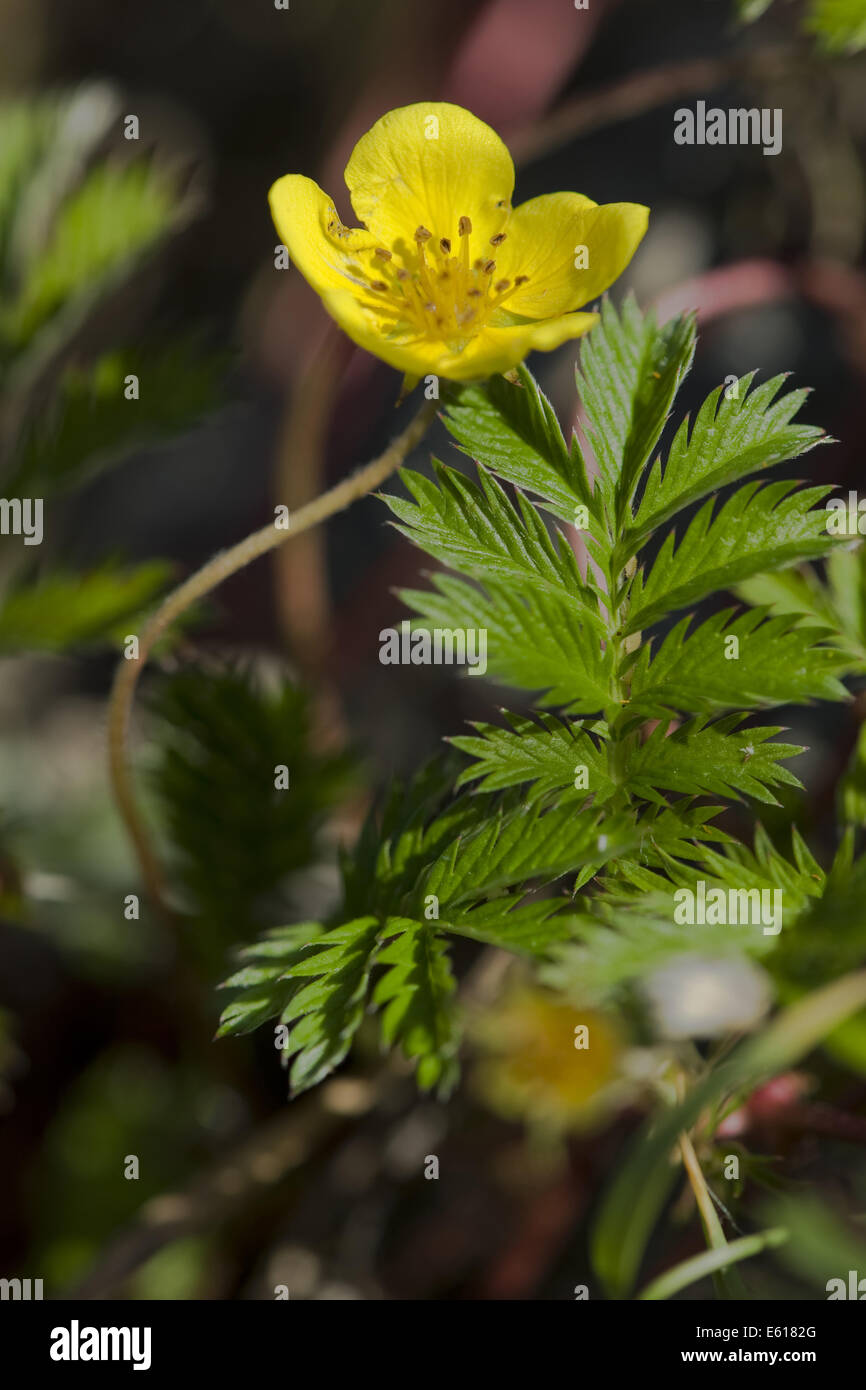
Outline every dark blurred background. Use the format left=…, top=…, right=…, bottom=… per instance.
left=1, top=0, right=865, bottom=1300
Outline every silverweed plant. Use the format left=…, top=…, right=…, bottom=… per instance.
left=86, top=99, right=866, bottom=1300
left=216, top=294, right=866, bottom=1299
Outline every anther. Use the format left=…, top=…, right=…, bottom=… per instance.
left=490, top=232, right=507, bottom=246
left=414, top=226, right=432, bottom=242
left=370, top=279, right=388, bottom=291
left=494, top=279, right=511, bottom=293
left=514, top=275, right=529, bottom=286
left=374, top=247, right=392, bottom=261
left=482, top=259, right=496, bottom=274
left=467, top=288, right=482, bottom=298
left=396, top=268, right=409, bottom=281
left=439, top=237, right=451, bottom=254
left=458, top=216, right=472, bottom=236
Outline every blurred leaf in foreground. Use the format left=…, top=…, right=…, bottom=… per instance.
left=0, top=561, right=172, bottom=654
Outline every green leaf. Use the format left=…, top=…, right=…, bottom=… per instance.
left=623, top=373, right=826, bottom=562
left=575, top=295, right=695, bottom=522
left=443, top=363, right=597, bottom=528
left=614, top=802, right=732, bottom=870
left=373, top=921, right=460, bottom=1094
left=218, top=909, right=464, bottom=1096
left=0, top=86, right=123, bottom=292
left=543, top=905, right=771, bottom=1008
left=440, top=897, right=583, bottom=957
left=451, top=711, right=614, bottom=804
left=0, top=98, right=59, bottom=286
left=602, top=822, right=823, bottom=909
left=839, top=722, right=866, bottom=828
left=825, top=544, right=866, bottom=657
left=0, top=561, right=171, bottom=653
left=736, top=0, right=776, bottom=22
left=339, top=758, right=482, bottom=921
left=555, top=826, right=824, bottom=1006
left=638, top=1227, right=789, bottom=1300
left=6, top=343, right=224, bottom=495
left=806, top=0, right=866, bottom=52
left=1, top=162, right=179, bottom=347
left=151, top=667, right=353, bottom=940
left=763, top=1193, right=866, bottom=1290
left=383, top=461, right=602, bottom=627
left=400, top=574, right=615, bottom=713
left=626, top=607, right=849, bottom=714
left=216, top=923, right=326, bottom=1038
left=775, top=848, right=866, bottom=986
left=625, top=716, right=804, bottom=806
left=421, top=799, right=726, bottom=917
left=279, top=917, right=383, bottom=1093
left=422, top=800, right=638, bottom=908
left=735, top=564, right=845, bottom=631
left=625, top=480, right=838, bottom=634
left=591, top=969, right=866, bottom=1296
left=690, top=825, right=826, bottom=923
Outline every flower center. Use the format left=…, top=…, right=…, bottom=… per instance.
left=354, top=216, right=528, bottom=351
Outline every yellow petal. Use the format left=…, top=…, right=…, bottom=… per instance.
left=497, top=193, right=649, bottom=318
left=268, top=173, right=376, bottom=297
left=344, top=102, right=514, bottom=253
left=463, top=311, right=599, bottom=379
left=320, top=286, right=596, bottom=382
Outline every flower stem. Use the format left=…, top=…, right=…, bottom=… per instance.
left=107, top=395, right=439, bottom=924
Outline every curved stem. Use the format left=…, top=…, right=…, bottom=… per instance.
left=678, top=1128, right=727, bottom=1253
left=107, top=395, right=438, bottom=923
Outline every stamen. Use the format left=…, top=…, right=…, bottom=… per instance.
left=457, top=218, right=472, bottom=297
left=488, top=273, right=530, bottom=312
left=359, top=215, right=528, bottom=347
left=413, top=227, right=438, bottom=303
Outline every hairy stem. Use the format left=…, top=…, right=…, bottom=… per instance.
left=107, top=395, right=438, bottom=923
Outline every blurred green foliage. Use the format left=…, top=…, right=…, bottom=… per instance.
left=29, top=1046, right=222, bottom=1293
left=738, top=0, right=866, bottom=52
left=0, top=85, right=222, bottom=659
left=150, top=665, right=355, bottom=966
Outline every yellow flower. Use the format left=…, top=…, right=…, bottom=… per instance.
left=471, top=985, right=626, bottom=1134
left=269, top=102, right=648, bottom=383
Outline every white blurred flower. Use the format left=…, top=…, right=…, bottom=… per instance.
left=643, top=955, right=772, bottom=1040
